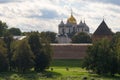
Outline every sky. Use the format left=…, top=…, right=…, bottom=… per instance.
left=0, top=0, right=120, bottom=33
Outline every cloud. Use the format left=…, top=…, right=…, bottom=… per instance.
left=28, top=9, right=60, bottom=19
left=0, top=0, right=119, bottom=33
left=40, top=9, right=59, bottom=19
left=99, top=0, right=120, bottom=6
left=85, top=0, right=120, bottom=6
left=0, top=0, right=23, bottom=3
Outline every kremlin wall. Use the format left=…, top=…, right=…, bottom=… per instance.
left=52, top=44, right=92, bottom=59
left=52, top=13, right=113, bottom=59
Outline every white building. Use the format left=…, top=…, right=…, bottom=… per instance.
left=57, top=13, right=90, bottom=43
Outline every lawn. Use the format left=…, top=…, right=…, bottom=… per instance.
left=0, top=59, right=120, bottom=80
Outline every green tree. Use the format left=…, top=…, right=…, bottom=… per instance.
left=39, top=37, right=53, bottom=71
left=0, top=39, right=9, bottom=72
left=111, top=32, right=120, bottom=74
left=3, top=31, right=13, bottom=71
left=0, top=20, right=8, bottom=37
left=12, top=40, right=34, bottom=73
left=28, top=32, right=42, bottom=72
left=40, top=31, right=57, bottom=43
left=8, top=28, right=21, bottom=36
left=28, top=32, right=52, bottom=72
left=83, top=38, right=116, bottom=75
left=72, top=32, right=91, bottom=43
left=115, top=38, right=120, bottom=74
left=28, top=32, right=42, bottom=55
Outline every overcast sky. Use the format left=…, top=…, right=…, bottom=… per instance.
left=0, top=0, right=120, bottom=33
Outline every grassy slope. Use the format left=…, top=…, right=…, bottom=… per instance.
left=0, top=59, right=120, bottom=80
left=50, top=59, right=120, bottom=80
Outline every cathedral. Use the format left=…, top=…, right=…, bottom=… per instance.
left=57, top=13, right=90, bottom=43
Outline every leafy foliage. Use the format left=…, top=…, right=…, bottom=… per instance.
left=3, top=31, right=14, bottom=71
left=12, top=40, right=34, bottom=73
left=8, top=28, right=21, bottom=36
left=0, top=20, right=8, bottom=37
left=40, top=38, right=53, bottom=71
left=40, top=31, right=57, bottom=43
left=111, top=32, right=120, bottom=74
left=83, top=38, right=117, bottom=75
left=28, top=32, right=52, bottom=72
left=72, top=32, right=91, bottom=43
left=0, top=39, right=9, bottom=72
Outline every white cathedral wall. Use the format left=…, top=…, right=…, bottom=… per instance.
left=77, top=28, right=82, bottom=32
left=65, top=27, right=74, bottom=34
left=76, top=27, right=89, bottom=33
left=70, top=27, right=73, bottom=33
left=65, top=27, right=70, bottom=34
left=57, top=37, right=71, bottom=43
left=59, top=27, right=63, bottom=34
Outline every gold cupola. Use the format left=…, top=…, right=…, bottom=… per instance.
left=67, top=12, right=77, bottom=24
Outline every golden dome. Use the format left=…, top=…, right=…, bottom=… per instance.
left=67, top=14, right=77, bottom=24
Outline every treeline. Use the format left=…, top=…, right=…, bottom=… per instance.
left=0, top=32, right=53, bottom=73
left=0, top=20, right=93, bottom=44
left=0, top=20, right=57, bottom=43
left=0, top=21, right=21, bottom=36
left=0, top=20, right=53, bottom=73
left=83, top=32, right=120, bottom=76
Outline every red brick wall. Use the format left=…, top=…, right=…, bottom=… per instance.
left=51, top=44, right=92, bottom=59
left=92, top=35, right=113, bottom=41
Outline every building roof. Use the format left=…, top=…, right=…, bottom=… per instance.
left=59, top=20, right=64, bottom=27
left=93, top=20, right=113, bottom=35
left=67, top=14, right=77, bottom=24
left=77, top=21, right=84, bottom=27
left=13, top=36, right=26, bottom=40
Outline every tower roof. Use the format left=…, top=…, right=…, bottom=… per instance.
left=67, top=11, right=77, bottom=24
left=59, top=20, right=64, bottom=27
left=78, top=20, right=84, bottom=27
left=93, top=20, right=113, bottom=35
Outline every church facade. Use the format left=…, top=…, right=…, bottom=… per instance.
left=57, top=13, right=90, bottom=43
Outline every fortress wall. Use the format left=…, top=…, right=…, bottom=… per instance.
left=51, top=44, right=92, bottom=59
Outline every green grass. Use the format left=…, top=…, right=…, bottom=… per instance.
left=51, top=59, right=83, bottom=67
left=0, top=59, right=120, bottom=80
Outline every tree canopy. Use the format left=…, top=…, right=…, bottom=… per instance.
left=28, top=32, right=53, bottom=72
left=12, top=40, right=34, bottom=73
left=83, top=34, right=120, bottom=75
left=0, top=20, right=8, bottom=37
left=8, top=28, right=21, bottom=36
left=0, top=39, right=9, bottom=72
left=40, top=31, right=57, bottom=43
left=3, top=31, right=14, bottom=71
left=111, top=32, right=120, bottom=74
left=72, top=32, right=91, bottom=43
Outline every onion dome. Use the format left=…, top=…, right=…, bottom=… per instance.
left=77, top=20, right=84, bottom=27
left=83, top=20, right=89, bottom=32
left=67, top=14, right=77, bottom=24
left=59, top=20, right=64, bottom=27
left=83, top=21, right=89, bottom=28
